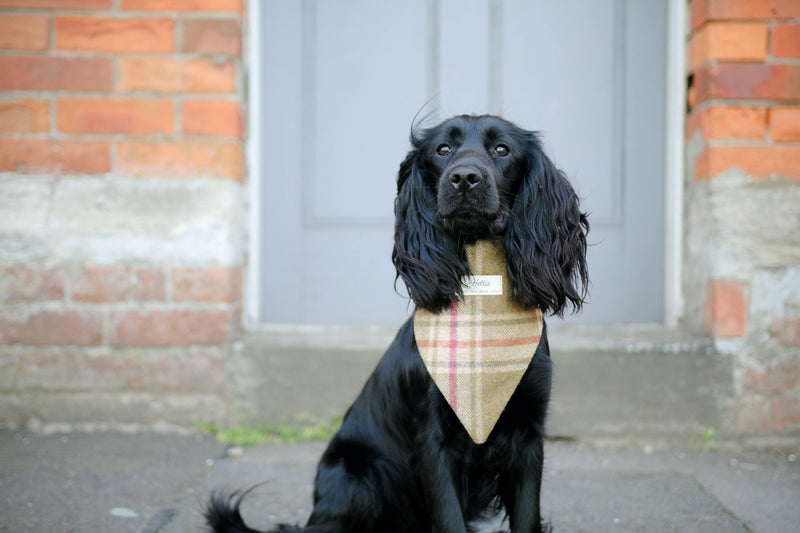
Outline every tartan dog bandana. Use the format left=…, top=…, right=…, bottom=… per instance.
left=413, top=239, right=543, bottom=443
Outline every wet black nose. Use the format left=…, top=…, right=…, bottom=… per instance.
left=448, top=166, right=483, bottom=191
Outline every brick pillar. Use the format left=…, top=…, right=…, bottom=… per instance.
left=0, top=0, right=245, bottom=428
left=685, top=0, right=800, bottom=438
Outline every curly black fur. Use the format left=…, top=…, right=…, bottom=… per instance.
left=206, top=115, right=587, bottom=533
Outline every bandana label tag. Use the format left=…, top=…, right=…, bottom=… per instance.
left=462, top=275, right=503, bottom=296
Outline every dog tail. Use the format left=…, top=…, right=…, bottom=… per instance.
left=205, top=489, right=340, bottom=533
left=205, top=488, right=269, bottom=533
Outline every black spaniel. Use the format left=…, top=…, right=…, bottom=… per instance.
left=207, top=114, right=588, bottom=533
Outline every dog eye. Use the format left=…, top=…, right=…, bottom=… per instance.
left=494, top=144, right=510, bottom=157
left=436, top=144, right=451, bottom=156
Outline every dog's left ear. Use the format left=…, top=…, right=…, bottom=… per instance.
left=504, top=134, right=589, bottom=316
left=393, top=147, right=468, bottom=313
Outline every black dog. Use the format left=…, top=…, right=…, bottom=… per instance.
left=206, top=115, right=588, bottom=533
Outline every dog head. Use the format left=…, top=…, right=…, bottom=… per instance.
left=393, top=114, right=589, bottom=316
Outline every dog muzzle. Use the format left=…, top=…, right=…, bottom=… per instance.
left=413, top=239, right=543, bottom=444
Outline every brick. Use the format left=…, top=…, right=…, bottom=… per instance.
left=703, top=279, right=748, bottom=337
left=182, top=100, right=242, bottom=138
left=685, top=105, right=766, bottom=140
left=708, top=0, right=769, bottom=23
left=182, top=18, right=241, bottom=54
left=0, top=14, right=49, bottom=50
left=692, top=63, right=800, bottom=104
left=57, top=98, right=175, bottom=135
left=741, top=364, right=766, bottom=393
left=758, top=0, right=800, bottom=17
left=81, top=350, right=225, bottom=390
left=55, top=16, right=174, bottom=53
left=134, top=268, right=166, bottom=301
left=172, top=266, right=241, bottom=302
left=121, top=0, right=241, bottom=11
left=0, top=0, right=111, bottom=8
left=737, top=396, right=771, bottom=435
left=769, top=107, right=800, bottom=142
left=773, top=22, right=800, bottom=58
left=0, top=310, right=102, bottom=345
left=787, top=289, right=800, bottom=312
left=0, top=56, right=112, bottom=92
left=688, top=22, right=768, bottom=72
left=770, top=317, right=800, bottom=348
left=690, top=0, right=710, bottom=32
left=117, top=57, right=236, bottom=93
left=0, top=100, right=49, bottom=134
left=766, top=356, right=800, bottom=392
left=772, top=396, right=800, bottom=432
left=0, top=353, right=14, bottom=389
left=112, top=309, right=232, bottom=345
left=0, top=140, right=111, bottom=174
left=11, top=351, right=81, bottom=390
left=116, top=140, right=242, bottom=180
left=691, top=0, right=800, bottom=30
left=71, top=265, right=132, bottom=303
left=695, top=145, right=800, bottom=181
left=2, top=265, right=64, bottom=302
left=745, top=357, right=800, bottom=394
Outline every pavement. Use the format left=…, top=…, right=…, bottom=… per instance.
left=1, top=428, right=799, bottom=533
left=1, top=323, right=798, bottom=532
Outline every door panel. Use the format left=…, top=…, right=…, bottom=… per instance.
left=260, top=0, right=429, bottom=325
left=502, top=0, right=621, bottom=225
left=309, top=1, right=432, bottom=224
left=260, top=0, right=667, bottom=325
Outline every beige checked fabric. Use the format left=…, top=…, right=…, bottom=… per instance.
left=413, top=239, right=543, bottom=443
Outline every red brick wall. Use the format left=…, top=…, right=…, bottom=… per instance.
left=688, top=1, right=800, bottom=182
left=2, top=0, right=797, bottom=439
left=0, top=0, right=245, bottom=427
left=686, top=0, right=800, bottom=438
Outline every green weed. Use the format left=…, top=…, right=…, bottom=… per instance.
left=695, top=426, right=716, bottom=452
left=196, top=414, right=343, bottom=446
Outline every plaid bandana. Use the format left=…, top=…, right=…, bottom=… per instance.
left=413, top=240, right=543, bottom=443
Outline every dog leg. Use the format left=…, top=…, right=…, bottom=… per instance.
left=417, top=443, right=469, bottom=533
left=500, top=436, right=549, bottom=533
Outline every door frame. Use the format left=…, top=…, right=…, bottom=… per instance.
left=243, top=0, right=687, bottom=328
left=664, top=0, right=687, bottom=327
left=243, top=0, right=264, bottom=327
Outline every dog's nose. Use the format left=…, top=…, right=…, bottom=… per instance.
left=449, top=167, right=482, bottom=191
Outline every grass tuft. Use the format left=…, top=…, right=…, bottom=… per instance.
left=196, top=414, right=343, bottom=446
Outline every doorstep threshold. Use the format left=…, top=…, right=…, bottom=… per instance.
left=241, top=322, right=714, bottom=354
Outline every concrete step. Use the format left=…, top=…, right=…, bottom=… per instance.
left=229, top=323, right=730, bottom=447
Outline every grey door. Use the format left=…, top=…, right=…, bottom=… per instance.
left=259, top=0, right=666, bottom=325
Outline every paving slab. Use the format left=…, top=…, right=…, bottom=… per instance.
left=0, top=430, right=223, bottom=533
left=2, top=429, right=798, bottom=533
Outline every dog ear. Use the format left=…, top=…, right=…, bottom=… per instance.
left=392, top=148, right=467, bottom=313
left=504, top=135, right=589, bottom=316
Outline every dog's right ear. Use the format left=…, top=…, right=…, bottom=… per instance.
left=392, top=148, right=467, bottom=313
